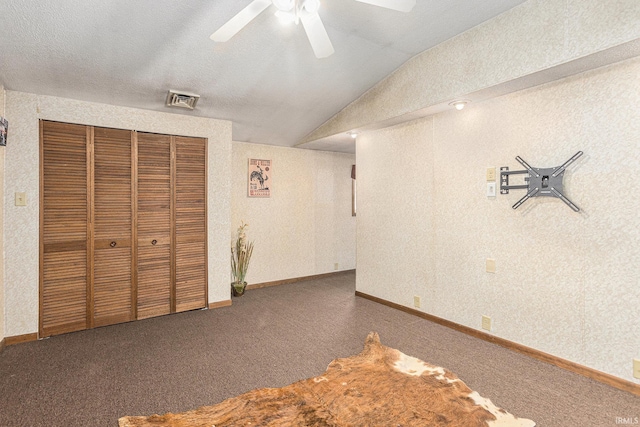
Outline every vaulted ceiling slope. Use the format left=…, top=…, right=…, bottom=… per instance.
left=297, top=0, right=640, bottom=152
left=0, top=0, right=525, bottom=149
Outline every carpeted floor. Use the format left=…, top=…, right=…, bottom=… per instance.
left=0, top=271, right=638, bottom=426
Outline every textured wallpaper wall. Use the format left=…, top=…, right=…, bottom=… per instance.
left=356, top=119, right=435, bottom=306
left=3, top=91, right=232, bottom=337
left=232, top=142, right=356, bottom=285
left=0, top=85, right=5, bottom=342
left=356, top=57, right=640, bottom=382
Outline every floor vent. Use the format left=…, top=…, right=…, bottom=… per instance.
left=166, top=90, right=200, bottom=110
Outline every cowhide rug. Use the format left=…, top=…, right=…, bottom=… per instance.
left=119, top=332, right=535, bottom=427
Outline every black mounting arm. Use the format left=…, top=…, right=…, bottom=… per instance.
left=500, top=151, right=583, bottom=212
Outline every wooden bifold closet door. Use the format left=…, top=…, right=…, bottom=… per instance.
left=40, top=121, right=207, bottom=337
left=136, top=132, right=173, bottom=320
left=92, top=127, right=134, bottom=327
left=174, top=136, right=207, bottom=313
left=40, top=122, right=89, bottom=337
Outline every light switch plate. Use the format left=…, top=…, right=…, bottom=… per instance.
left=486, top=258, right=496, bottom=273
left=15, top=192, right=27, bottom=206
left=486, top=182, right=496, bottom=197
left=486, top=167, right=496, bottom=181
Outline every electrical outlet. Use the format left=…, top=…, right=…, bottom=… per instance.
left=634, top=359, right=640, bottom=379
left=486, top=167, right=496, bottom=182
left=486, top=258, right=496, bottom=273
left=482, top=315, right=492, bottom=331
left=334, top=263, right=339, bottom=271
left=413, top=296, right=421, bottom=308
left=15, top=192, right=27, bottom=206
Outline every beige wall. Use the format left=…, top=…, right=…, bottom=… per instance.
left=356, top=119, right=435, bottom=306
left=232, top=142, right=356, bottom=284
left=3, top=91, right=232, bottom=337
left=0, top=85, right=5, bottom=343
left=357, top=57, right=640, bottom=382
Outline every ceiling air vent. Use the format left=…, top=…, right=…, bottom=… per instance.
left=165, top=90, right=200, bottom=110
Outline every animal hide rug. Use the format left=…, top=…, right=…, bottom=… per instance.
left=119, top=332, right=535, bottom=426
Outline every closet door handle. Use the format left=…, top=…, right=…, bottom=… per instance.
left=151, top=240, right=157, bottom=246
left=110, top=241, right=117, bottom=248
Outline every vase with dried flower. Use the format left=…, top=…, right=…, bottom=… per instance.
left=231, top=222, right=254, bottom=297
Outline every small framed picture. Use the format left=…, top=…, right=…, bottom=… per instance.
left=248, top=158, right=272, bottom=198
left=0, top=117, right=7, bottom=147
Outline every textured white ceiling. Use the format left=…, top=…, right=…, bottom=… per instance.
left=0, top=0, right=525, bottom=148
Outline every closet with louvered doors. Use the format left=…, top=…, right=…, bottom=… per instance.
left=40, top=121, right=208, bottom=338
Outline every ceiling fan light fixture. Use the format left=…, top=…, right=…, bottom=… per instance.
left=275, top=10, right=296, bottom=24
left=211, top=0, right=412, bottom=59
left=303, top=0, right=321, bottom=14
left=272, top=0, right=294, bottom=11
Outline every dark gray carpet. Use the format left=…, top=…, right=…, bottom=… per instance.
left=0, top=271, right=638, bottom=426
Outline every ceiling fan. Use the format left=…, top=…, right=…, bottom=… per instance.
left=210, top=0, right=416, bottom=58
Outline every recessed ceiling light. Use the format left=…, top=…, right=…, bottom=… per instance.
left=449, top=100, right=470, bottom=110
left=347, top=131, right=358, bottom=139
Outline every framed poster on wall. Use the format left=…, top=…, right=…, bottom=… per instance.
left=248, top=158, right=272, bottom=198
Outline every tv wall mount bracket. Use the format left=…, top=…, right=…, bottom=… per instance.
left=500, top=151, right=583, bottom=212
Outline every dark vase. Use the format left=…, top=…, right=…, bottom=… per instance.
left=231, top=281, right=247, bottom=297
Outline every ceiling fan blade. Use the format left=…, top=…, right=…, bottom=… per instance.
left=210, top=0, right=272, bottom=42
left=355, top=0, right=415, bottom=12
left=300, top=12, right=335, bottom=59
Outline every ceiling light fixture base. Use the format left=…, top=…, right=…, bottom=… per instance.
left=449, top=99, right=471, bottom=110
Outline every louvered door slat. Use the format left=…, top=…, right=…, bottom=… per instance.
left=40, top=121, right=88, bottom=337
left=137, top=132, right=172, bottom=319
left=93, top=127, right=134, bottom=327
left=175, top=136, right=207, bottom=313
